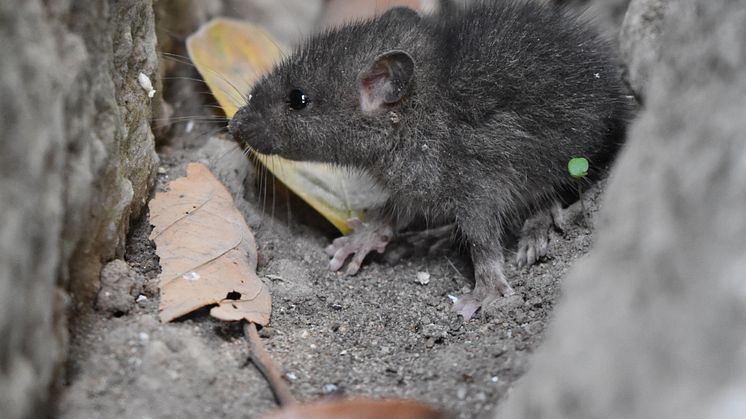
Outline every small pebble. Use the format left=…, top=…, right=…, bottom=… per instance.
left=415, top=271, right=431, bottom=285
left=138, top=72, right=156, bottom=98
left=258, top=327, right=273, bottom=338
left=322, top=383, right=338, bottom=394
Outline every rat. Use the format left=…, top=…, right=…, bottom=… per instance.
left=228, top=0, right=630, bottom=320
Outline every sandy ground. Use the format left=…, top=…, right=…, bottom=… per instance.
left=59, top=123, right=605, bottom=418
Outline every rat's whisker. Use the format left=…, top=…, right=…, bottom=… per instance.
left=153, top=116, right=230, bottom=123
left=160, top=52, right=250, bottom=105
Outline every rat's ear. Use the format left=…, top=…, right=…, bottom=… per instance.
left=380, top=7, right=421, bottom=24
left=358, top=50, right=415, bottom=113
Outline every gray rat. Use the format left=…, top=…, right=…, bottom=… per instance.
left=229, top=0, right=630, bottom=320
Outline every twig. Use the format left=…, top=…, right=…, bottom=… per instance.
left=244, top=321, right=297, bottom=406
left=445, top=257, right=464, bottom=278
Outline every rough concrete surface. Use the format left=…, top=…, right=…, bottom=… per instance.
left=1, top=0, right=158, bottom=418
left=0, top=2, right=67, bottom=418
left=620, top=0, right=667, bottom=99
left=496, top=0, right=746, bottom=417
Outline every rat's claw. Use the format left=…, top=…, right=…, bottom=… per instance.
left=325, top=236, right=349, bottom=256
left=453, top=294, right=481, bottom=321
left=329, top=246, right=353, bottom=271
left=453, top=264, right=514, bottom=321
left=325, top=218, right=393, bottom=275
left=515, top=209, right=553, bottom=268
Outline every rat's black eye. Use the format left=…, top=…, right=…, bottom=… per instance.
left=287, top=89, right=309, bottom=110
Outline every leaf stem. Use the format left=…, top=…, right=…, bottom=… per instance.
left=577, top=181, right=588, bottom=228
left=244, top=321, right=297, bottom=407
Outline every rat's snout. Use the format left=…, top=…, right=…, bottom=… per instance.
left=228, top=105, right=252, bottom=142
left=228, top=105, right=280, bottom=155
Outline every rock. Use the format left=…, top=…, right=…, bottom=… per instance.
left=620, top=0, right=669, bottom=99
left=0, top=1, right=158, bottom=417
left=0, top=2, right=68, bottom=418
left=95, top=260, right=143, bottom=316
left=496, top=0, right=746, bottom=417
left=321, top=0, right=421, bottom=26
left=61, top=0, right=159, bottom=305
left=558, top=0, right=632, bottom=39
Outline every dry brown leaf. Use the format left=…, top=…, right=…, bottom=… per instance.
left=259, top=399, right=449, bottom=419
left=149, top=162, right=270, bottom=324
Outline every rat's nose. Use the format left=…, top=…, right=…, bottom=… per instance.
left=228, top=106, right=251, bottom=141
left=227, top=106, right=280, bottom=155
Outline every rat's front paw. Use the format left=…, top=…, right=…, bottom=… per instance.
left=516, top=209, right=554, bottom=268
left=325, top=218, right=393, bottom=275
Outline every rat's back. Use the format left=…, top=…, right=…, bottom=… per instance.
left=434, top=1, right=625, bottom=118
left=421, top=0, right=629, bottom=205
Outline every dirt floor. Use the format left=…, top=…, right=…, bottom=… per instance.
left=59, top=118, right=605, bottom=419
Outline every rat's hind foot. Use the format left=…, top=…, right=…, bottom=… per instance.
left=325, top=218, right=393, bottom=275
left=453, top=251, right=514, bottom=321
left=515, top=206, right=556, bottom=268
left=452, top=277, right=515, bottom=321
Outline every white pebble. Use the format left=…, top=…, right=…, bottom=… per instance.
left=138, top=72, right=156, bottom=98
left=323, top=383, right=339, bottom=394
left=136, top=295, right=148, bottom=303
left=415, top=271, right=431, bottom=285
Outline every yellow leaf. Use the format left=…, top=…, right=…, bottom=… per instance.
left=149, top=162, right=271, bottom=324
left=186, top=18, right=388, bottom=234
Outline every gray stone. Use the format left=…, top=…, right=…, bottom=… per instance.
left=497, top=0, right=746, bottom=417
left=0, top=2, right=67, bottom=418
left=558, top=0, right=632, bottom=39
left=0, top=1, right=158, bottom=417
left=60, top=0, right=159, bottom=305
left=96, top=260, right=143, bottom=316
left=620, top=0, right=668, bottom=99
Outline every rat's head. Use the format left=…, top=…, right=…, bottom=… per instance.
left=228, top=7, right=422, bottom=165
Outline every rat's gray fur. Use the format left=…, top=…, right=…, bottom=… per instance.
left=230, top=0, right=630, bottom=314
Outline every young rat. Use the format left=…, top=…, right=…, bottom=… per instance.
left=229, top=1, right=630, bottom=320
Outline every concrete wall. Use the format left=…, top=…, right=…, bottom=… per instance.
left=0, top=1, right=158, bottom=417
